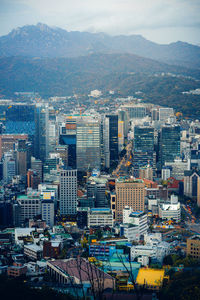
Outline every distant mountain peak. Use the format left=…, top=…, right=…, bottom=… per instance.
left=0, top=23, right=199, bottom=69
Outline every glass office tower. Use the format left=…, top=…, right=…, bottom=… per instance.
left=76, top=118, right=101, bottom=171
left=159, top=125, right=180, bottom=168
left=134, top=126, right=154, bottom=152
left=104, top=114, right=118, bottom=168
left=34, top=104, right=49, bottom=162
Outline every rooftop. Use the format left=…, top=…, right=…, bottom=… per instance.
left=48, top=258, right=113, bottom=281
left=136, top=268, right=165, bottom=287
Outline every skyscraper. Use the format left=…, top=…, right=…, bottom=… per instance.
left=16, top=139, right=28, bottom=177
left=87, top=180, right=106, bottom=208
left=159, top=125, right=180, bottom=169
left=134, top=126, right=154, bottom=152
left=76, top=118, right=101, bottom=171
left=42, top=200, right=54, bottom=227
left=60, top=168, right=77, bottom=215
left=34, top=103, right=49, bottom=162
left=59, top=119, right=76, bottom=169
left=3, top=152, right=15, bottom=183
left=104, top=114, right=118, bottom=168
left=133, top=126, right=155, bottom=178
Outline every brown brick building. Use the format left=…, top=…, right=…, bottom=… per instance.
left=115, top=178, right=145, bottom=222
left=187, top=235, right=200, bottom=260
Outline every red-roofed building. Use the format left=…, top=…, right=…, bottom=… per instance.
left=47, top=258, right=115, bottom=292
left=142, top=179, right=158, bottom=189
left=167, top=177, right=182, bottom=192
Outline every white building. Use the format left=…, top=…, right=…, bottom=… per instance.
left=24, top=244, right=43, bottom=260
left=144, top=232, right=162, bottom=245
left=122, top=207, right=148, bottom=241
left=120, top=223, right=140, bottom=242
left=159, top=107, right=174, bottom=123
left=131, top=232, right=170, bottom=263
left=88, top=208, right=113, bottom=227
left=159, top=195, right=181, bottom=222
left=123, top=208, right=148, bottom=234
left=147, top=196, right=159, bottom=211
left=165, top=158, right=189, bottom=180
left=17, top=190, right=41, bottom=223
left=162, top=167, right=171, bottom=181
left=59, top=168, right=77, bottom=215
left=15, top=228, right=35, bottom=245
left=42, top=200, right=54, bottom=227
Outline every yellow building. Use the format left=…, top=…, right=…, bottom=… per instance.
left=136, top=268, right=167, bottom=290
left=115, top=178, right=145, bottom=222
left=187, top=235, right=200, bottom=260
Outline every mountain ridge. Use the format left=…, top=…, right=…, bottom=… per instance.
left=0, top=23, right=200, bottom=69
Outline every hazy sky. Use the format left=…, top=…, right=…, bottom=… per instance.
left=0, top=0, right=200, bottom=45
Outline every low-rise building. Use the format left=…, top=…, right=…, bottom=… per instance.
left=24, top=244, right=43, bottom=260
left=131, top=233, right=170, bottom=264
left=7, top=262, right=27, bottom=277
left=47, top=258, right=115, bottom=292
left=43, top=240, right=61, bottom=258
left=158, top=195, right=181, bottom=222
left=121, top=208, right=148, bottom=241
left=88, top=208, right=113, bottom=227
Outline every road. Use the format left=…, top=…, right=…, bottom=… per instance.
left=112, top=141, right=133, bottom=177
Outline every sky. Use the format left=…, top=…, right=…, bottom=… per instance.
left=0, top=0, right=200, bottom=45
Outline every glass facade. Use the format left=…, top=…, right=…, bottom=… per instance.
left=134, top=126, right=154, bottom=152
left=76, top=119, right=101, bottom=171
left=34, top=104, right=49, bottom=162
left=159, top=125, right=180, bottom=168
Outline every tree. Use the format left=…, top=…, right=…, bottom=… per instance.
left=160, top=270, right=200, bottom=300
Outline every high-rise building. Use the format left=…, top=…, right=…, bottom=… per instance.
left=0, top=103, right=35, bottom=138
left=0, top=201, right=13, bottom=227
left=59, top=168, right=77, bottom=215
left=134, top=126, right=154, bottom=152
left=17, top=190, right=41, bottom=223
left=76, top=118, right=101, bottom=171
left=42, top=200, right=54, bottom=227
left=115, top=178, right=145, bottom=222
left=187, top=235, right=200, bottom=260
left=87, top=181, right=106, bottom=207
left=139, top=164, right=153, bottom=181
left=0, top=134, right=28, bottom=160
left=184, top=169, right=200, bottom=207
left=104, top=114, right=118, bottom=168
left=159, top=107, right=174, bottom=123
left=59, top=119, right=76, bottom=169
left=118, top=110, right=129, bottom=138
left=48, top=121, right=57, bottom=153
left=121, top=105, right=146, bottom=119
left=34, top=104, right=49, bottom=162
left=118, top=120, right=124, bottom=153
left=159, top=125, right=180, bottom=169
left=3, top=152, right=16, bottom=183
left=31, top=157, right=43, bottom=182
left=189, top=145, right=200, bottom=170
left=55, top=145, right=68, bottom=167
left=16, top=140, right=28, bottom=177
left=132, top=150, right=156, bottom=178
left=27, top=169, right=41, bottom=189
